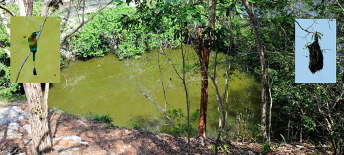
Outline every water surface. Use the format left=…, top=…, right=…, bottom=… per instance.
left=49, top=46, right=261, bottom=137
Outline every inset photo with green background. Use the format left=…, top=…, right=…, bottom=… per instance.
left=10, top=16, right=60, bottom=83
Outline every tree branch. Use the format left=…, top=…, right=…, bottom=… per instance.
left=0, top=4, right=15, bottom=16
left=61, top=0, right=115, bottom=45
left=336, top=0, right=344, bottom=13
left=139, top=89, right=171, bottom=121
left=15, top=52, right=30, bottom=83
left=295, top=20, right=314, bottom=34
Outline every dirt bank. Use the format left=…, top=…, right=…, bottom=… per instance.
left=0, top=102, right=331, bottom=154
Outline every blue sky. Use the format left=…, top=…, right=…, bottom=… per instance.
left=295, top=19, right=336, bottom=83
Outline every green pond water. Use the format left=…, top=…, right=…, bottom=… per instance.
left=49, top=46, right=261, bottom=137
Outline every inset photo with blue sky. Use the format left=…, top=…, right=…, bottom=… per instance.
left=295, top=19, right=336, bottom=83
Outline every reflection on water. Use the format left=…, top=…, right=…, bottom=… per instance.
left=49, top=46, right=261, bottom=138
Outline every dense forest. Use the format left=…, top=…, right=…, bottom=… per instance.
left=0, top=0, right=344, bottom=154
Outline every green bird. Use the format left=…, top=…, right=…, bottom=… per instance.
left=28, top=31, right=39, bottom=75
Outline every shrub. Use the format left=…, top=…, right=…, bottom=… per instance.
left=159, top=109, right=198, bottom=137
left=0, top=25, right=22, bottom=101
left=71, top=3, right=181, bottom=59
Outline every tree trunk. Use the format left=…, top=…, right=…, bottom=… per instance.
left=242, top=0, right=269, bottom=141
left=17, top=0, right=33, bottom=16
left=19, top=0, right=52, bottom=154
left=17, top=0, right=26, bottom=16
left=268, top=85, right=272, bottom=142
left=23, top=83, right=52, bottom=154
left=196, top=0, right=217, bottom=139
left=209, top=0, right=217, bottom=29
left=197, top=36, right=210, bottom=138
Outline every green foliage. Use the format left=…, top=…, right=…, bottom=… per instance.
left=33, top=1, right=44, bottom=16
left=160, top=109, right=198, bottom=137
left=72, top=3, right=182, bottom=59
left=210, top=144, right=231, bottom=153
left=71, top=5, right=134, bottom=58
left=130, top=108, right=198, bottom=137
left=220, top=71, right=261, bottom=141
left=86, top=113, right=113, bottom=125
left=0, top=24, right=22, bottom=101
left=0, top=25, right=8, bottom=44
left=130, top=116, right=162, bottom=133
left=262, top=143, right=272, bottom=153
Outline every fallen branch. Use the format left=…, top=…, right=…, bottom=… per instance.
left=139, top=90, right=171, bottom=121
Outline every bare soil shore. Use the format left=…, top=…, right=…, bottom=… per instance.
left=0, top=102, right=331, bottom=154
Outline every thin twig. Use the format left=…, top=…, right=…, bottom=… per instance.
left=161, top=48, right=183, bottom=80
left=158, top=42, right=169, bottom=111
left=15, top=53, right=30, bottom=83
left=295, top=20, right=314, bottom=34
left=181, top=43, right=191, bottom=152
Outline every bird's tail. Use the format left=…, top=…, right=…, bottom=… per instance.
left=33, top=67, right=37, bottom=75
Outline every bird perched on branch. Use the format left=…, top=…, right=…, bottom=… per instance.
left=28, top=31, right=39, bottom=75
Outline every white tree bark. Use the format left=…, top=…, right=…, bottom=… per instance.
left=242, top=0, right=269, bottom=141
left=24, top=83, right=52, bottom=154
left=17, top=0, right=26, bottom=16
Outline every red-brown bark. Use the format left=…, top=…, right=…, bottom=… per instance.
left=198, top=45, right=210, bottom=138
left=196, top=0, right=217, bottom=138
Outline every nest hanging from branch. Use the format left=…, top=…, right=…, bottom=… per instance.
left=307, top=32, right=323, bottom=73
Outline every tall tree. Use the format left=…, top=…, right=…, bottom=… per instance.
left=0, top=0, right=115, bottom=153
left=195, top=27, right=210, bottom=138
left=195, top=0, right=217, bottom=138
left=242, top=0, right=269, bottom=141
left=17, top=0, right=52, bottom=154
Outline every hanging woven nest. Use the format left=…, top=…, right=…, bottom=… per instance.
left=307, top=32, right=323, bottom=73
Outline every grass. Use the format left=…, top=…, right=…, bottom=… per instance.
left=0, top=95, right=26, bottom=103
left=53, top=107, right=114, bottom=126
left=86, top=113, right=113, bottom=125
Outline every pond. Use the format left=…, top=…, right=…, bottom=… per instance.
left=49, top=46, right=261, bottom=138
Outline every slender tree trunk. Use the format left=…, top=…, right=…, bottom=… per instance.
left=23, top=83, right=52, bottom=154
left=17, top=0, right=33, bottom=16
left=19, top=0, right=52, bottom=154
left=196, top=0, right=217, bottom=138
left=17, top=0, right=26, bottom=16
left=268, top=85, right=272, bottom=142
left=242, top=0, right=269, bottom=141
left=180, top=44, right=191, bottom=153
left=287, top=117, right=290, bottom=141
left=210, top=50, right=229, bottom=140
left=157, top=46, right=168, bottom=111
left=197, top=37, right=210, bottom=138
